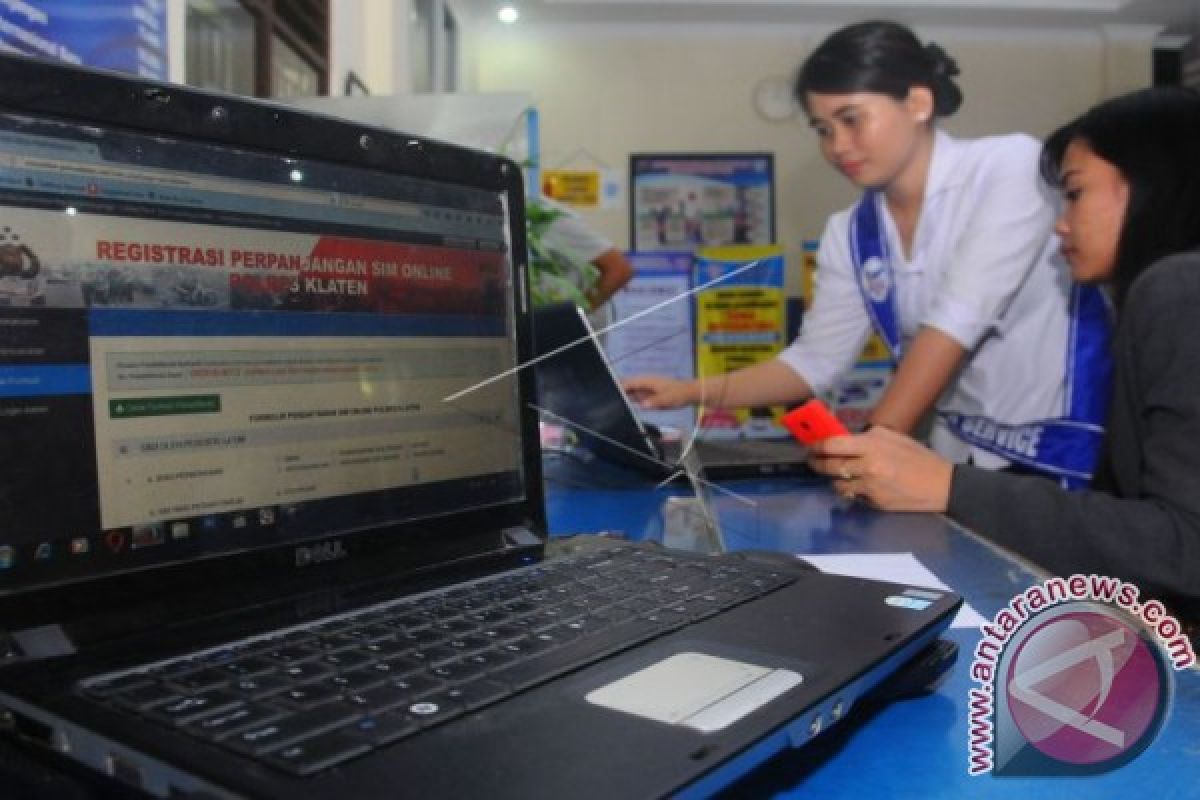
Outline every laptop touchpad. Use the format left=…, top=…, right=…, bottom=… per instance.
left=585, top=652, right=802, bottom=733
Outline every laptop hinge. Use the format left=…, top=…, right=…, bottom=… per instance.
left=0, top=632, right=21, bottom=666
left=0, top=626, right=75, bottom=666
left=502, top=526, right=541, bottom=548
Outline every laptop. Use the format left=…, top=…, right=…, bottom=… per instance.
left=0, top=54, right=961, bottom=799
left=534, top=303, right=815, bottom=480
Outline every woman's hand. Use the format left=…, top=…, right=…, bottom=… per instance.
left=621, top=376, right=698, bottom=410
left=808, top=426, right=954, bottom=512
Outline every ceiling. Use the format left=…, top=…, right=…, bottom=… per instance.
left=464, top=0, right=1200, bottom=35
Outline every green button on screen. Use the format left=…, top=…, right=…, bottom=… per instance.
left=109, top=395, right=221, bottom=418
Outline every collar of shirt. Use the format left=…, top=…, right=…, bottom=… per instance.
left=879, top=129, right=967, bottom=273
left=925, top=129, right=969, bottom=201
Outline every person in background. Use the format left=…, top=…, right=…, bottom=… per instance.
left=625, top=20, right=1110, bottom=487
left=530, top=195, right=634, bottom=330
left=810, top=87, right=1200, bottom=613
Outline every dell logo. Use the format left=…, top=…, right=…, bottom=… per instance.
left=295, top=540, right=347, bottom=568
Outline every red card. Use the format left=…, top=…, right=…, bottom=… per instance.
left=781, top=399, right=849, bottom=445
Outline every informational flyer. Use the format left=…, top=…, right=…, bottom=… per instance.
left=605, top=252, right=695, bottom=434
left=692, top=245, right=786, bottom=439
left=630, top=153, right=774, bottom=252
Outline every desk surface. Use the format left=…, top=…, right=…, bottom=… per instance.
left=543, top=454, right=1200, bottom=799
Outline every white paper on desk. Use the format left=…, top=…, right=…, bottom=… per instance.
left=800, top=553, right=988, bottom=630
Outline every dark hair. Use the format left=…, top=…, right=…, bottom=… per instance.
left=1041, top=87, right=1200, bottom=306
left=794, top=20, right=962, bottom=117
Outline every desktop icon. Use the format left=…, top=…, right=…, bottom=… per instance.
left=70, top=537, right=90, bottom=556
left=231, top=514, right=248, bottom=530
left=170, top=521, right=190, bottom=540
left=258, top=507, right=276, bottom=526
left=104, top=530, right=127, bottom=553
left=34, top=542, right=52, bottom=561
left=132, top=525, right=165, bottom=550
left=0, top=546, right=14, bottom=569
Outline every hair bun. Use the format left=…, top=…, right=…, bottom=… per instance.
left=924, top=42, right=960, bottom=78
left=923, top=41, right=963, bottom=116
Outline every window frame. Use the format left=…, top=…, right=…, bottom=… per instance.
left=186, top=0, right=329, bottom=98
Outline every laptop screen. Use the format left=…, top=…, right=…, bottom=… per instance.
left=533, top=303, right=665, bottom=473
left=0, top=99, right=526, bottom=594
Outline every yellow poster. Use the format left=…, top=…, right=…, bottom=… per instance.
left=541, top=169, right=601, bottom=209
left=693, top=245, right=787, bottom=438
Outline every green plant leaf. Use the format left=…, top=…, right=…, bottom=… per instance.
left=524, top=197, right=599, bottom=307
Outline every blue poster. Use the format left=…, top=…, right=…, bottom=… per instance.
left=0, top=1, right=166, bottom=80
left=605, top=252, right=696, bottom=435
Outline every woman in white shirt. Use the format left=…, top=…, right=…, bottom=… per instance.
left=625, top=20, right=1109, bottom=483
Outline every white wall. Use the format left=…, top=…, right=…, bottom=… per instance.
left=473, top=22, right=1157, bottom=295
left=329, top=0, right=402, bottom=95
left=450, top=0, right=480, bottom=92
left=329, top=0, right=481, bottom=96
left=170, top=0, right=428, bottom=97
left=167, top=0, right=185, bottom=83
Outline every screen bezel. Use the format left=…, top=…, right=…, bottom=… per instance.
left=0, top=54, right=545, bottom=633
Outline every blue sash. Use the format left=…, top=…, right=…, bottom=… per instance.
left=847, top=192, right=904, bottom=361
left=848, top=192, right=1112, bottom=488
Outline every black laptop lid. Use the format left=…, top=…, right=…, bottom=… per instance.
left=532, top=303, right=667, bottom=473
left=0, top=55, right=542, bottom=627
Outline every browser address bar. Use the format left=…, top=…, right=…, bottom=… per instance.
left=11, top=153, right=423, bottom=217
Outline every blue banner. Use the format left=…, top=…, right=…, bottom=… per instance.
left=848, top=192, right=903, bottom=361
left=89, top=309, right=506, bottom=339
left=0, top=1, right=166, bottom=80
left=0, top=365, right=90, bottom=397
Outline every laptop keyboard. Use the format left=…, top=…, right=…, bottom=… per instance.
left=78, top=545, right=796, bottom=777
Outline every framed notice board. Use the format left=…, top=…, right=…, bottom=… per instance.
left=630, top=153, right=775, bottom=252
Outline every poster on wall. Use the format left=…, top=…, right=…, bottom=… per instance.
left=0, top=1, right=167, bottom=80
left=605, top=251, right=696, bottom=435
left=630, top=153, right=774, bottom=252
left=542, top=168, right=622, bottom=210
left=692, top=245, right=787, bottom=439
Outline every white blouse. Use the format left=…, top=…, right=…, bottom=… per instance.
left=538, top=196, right=616, bottom=331
left=778, top=130, right=1074, bottom=467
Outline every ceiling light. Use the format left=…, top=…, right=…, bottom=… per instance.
left=497, top=5, right=519, bottom=24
